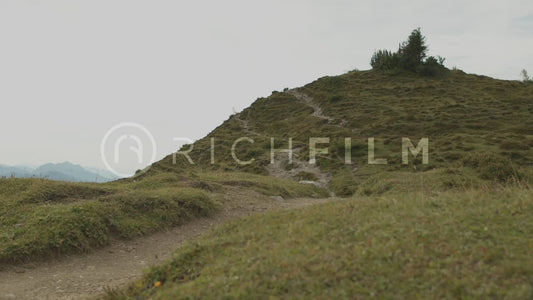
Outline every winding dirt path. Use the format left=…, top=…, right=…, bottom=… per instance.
left=0, top=189, right=331, bottom=300
left=288, top=89, right=352, bottom=130
left=288, top=89, right=334, bottom=122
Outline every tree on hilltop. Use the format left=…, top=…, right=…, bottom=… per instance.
left=398, top=28, right=427, bottom=70
left=370, top=28, right=446, bottom=76
left=521, top=69, right=532, bottom=83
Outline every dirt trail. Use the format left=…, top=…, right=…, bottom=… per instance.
left=288, top=89, right=351, bottom=129
left=0, top=189, right=331, bottom=300
left=288, top=89, right=334, bottom=122
left=233, top=110, right=261, bottom=137
left=266, top=147, right=331, bottom=188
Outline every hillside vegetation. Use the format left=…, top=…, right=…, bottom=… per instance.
left=150, top=68, right=533, bottom=196
left=101, top=31, right=533, bottom=299
left=0, top=173, right=326, bottom=263
left=106, top=185, right=532, bottom=299
left=147, top=30, right=532, bottom=197
left=1, top=29, right=532, bottom=299
left=4, top=34, right=531, bottom=265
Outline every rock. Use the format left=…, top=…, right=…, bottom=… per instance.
left=270, top=196, right=285, bottom=202
left=298, top=180, right=322, bottom=187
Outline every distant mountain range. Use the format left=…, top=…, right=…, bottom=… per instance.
left=0, top=162, right=120, bottom=182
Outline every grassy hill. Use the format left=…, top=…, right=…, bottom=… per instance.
left=99, top=67, right=533, bottom=299
left=1, top=65, right=532, bottom=298
left=149, top=69, right=533, bottom=195
left=96, top=68, right=533, bottom=299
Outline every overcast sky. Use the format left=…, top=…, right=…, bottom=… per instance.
left=1, top=0, right=532, bottom=173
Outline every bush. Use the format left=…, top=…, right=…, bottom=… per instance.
left=370, top=28, right=447, bottom=76
left=370, top=50, right=398, bottom=70
left=418, top=56, right=447, bottom=76
left=521, top=69, right=532, bottom=83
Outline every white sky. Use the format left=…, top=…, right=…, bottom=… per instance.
left=1, top=0, right=532, bottom=172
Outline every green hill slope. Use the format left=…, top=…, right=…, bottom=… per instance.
left=3, top=28, right=532, bottom=298
left=106, top=186, right=532, bottom=299
left=147, top=69, right=533, bottom=195
left=2, top=67, right=532, bottom=265
left=103, top=67, right=533, bottom=299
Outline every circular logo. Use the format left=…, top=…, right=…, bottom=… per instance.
left=100, top=122, right=157, bottom=178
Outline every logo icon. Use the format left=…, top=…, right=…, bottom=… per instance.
left=101, top=122, right=157, bottom=178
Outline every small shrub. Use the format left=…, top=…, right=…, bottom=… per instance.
left=370, top=49, right=398, bottom=70
left=418, top=56, right=447, bottom=76
left=521, top=69, right=532, bottom=83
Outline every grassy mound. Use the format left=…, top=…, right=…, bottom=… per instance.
left=0, top=172, right=326, bottom=263
left=105, top=185, right=532, bottom=299
left=0, top=179, right=217, bottom=263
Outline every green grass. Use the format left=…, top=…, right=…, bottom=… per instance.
left=189, top=171, right=329, bottom=198
left=0, top=172, right=326, bottom=263
left=149, top=69, right=533, bottom=196
left=0, top=179, right=217, bottom=263
left=2, top=67, right=532, bottom=298
left=105, top=185, right=533, bottom=299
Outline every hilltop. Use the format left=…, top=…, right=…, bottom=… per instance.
left=148, top=68, right=533, bottom=195
left=146, top=29, right=531, bottom=193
